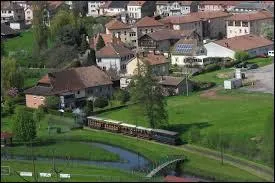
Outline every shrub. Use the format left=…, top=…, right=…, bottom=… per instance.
left=192, top=82, right=216, bottom=91
left=114, top=89, right=130, bottom=104
left=56, top=127, right=61, bottom=134
left=94, top=97, right=108, bottom=108
left=234, top=51, right=249, bottom=62
left=2, top=97, right=15, bottom=116
left=45, top=96, right=60, bottom=109
left=204, top=64, right=221, bottom=72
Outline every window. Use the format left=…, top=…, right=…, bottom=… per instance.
left=145, top=29, right=148, bottom=33
left=245, top=29, right=248, bottom=34
left=151, top=29, right=153, bottom=33
left=228, top=21, right=233, bottom=26
left=230, top=30, right=232, bottom=33
left=27, top=11, right=30, bottom=14
left=242, top=21, right=248, bottom=27
left=97, top=58, right=101, bottom=62
left=103, top=66, right=106, bottom=71
left=124, top=31, right=126, bottom=35
left=235, top=21, right=241, bottom=26
left=77, top=91, right=80, bottom=94
left=239, top=29, right=242, bottom=33
left=8, top=11, right=11, bottom=13
left=40, top=97, right=44, bottom=100
left=33, top=96, right=37, bottom=99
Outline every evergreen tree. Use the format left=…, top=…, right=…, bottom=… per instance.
left=87, top=48, right=96, bottom=66
left=96, top=35, right=105, bottom=51
left=79, top=34, right=89, bottom=54
left=130, top=62, right=168, bottom=129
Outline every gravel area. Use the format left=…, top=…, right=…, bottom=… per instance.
left=242, top=63, right=274, bottom=94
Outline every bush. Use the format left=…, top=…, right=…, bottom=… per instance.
left=204, top=63, right=221, bottom=72
left=234, top=51, right=249, bottom=62
left=56, top=127, right=61, bottom=134
left=192, top=82, right=216, bottom=91
left=114, top=89, right=130, bottom=104
left=94, top=97, right=108, bottom=108
left=2, top=97, right=15, bottom=116
left=45, top=96, right=60, bottom=109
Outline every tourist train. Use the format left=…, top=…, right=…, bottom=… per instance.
left=87, top=116, right=180, bottom=145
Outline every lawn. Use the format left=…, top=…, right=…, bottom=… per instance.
left=4, top=30, right=34, bottom=55
left=1, top=160, right=148, bottom=182
left=2, top=141, right=120, bottom=162
left=246, top=57, right=273, bottom=67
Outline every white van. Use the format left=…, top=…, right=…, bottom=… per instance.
left=268, top=50, right=274, bottom=57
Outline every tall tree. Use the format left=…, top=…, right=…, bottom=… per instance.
left=12, top=106, right=36, bottom=143
left=32, top=1, right=49, bottom=57
left=56, top=24, right=80, bottom=46
left=96, top=35, right=105, bottom=51
left=87, top=48, right=96, bottom=66
left=72, top=1, right=88, bottom=18
left=130, top=62, right=168, bottom=129
left=1, top=57, right=24, bottom=92
left=261, top=23, right=274, bottom=40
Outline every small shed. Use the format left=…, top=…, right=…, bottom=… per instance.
left=224, top=78, right=242, bottom=89
left=1, top=132, right=13, bottom=147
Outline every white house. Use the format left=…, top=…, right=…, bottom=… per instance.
left=87, top=1, right=105, bottom=17
left=99, top=1, right=128, bottom=16
left=127, top=1, right=156, bottom=24
left=155, top=1, right=198, bottom=17
left=171, top=39, right=207, bottom=66
left=96, top=43, right=135, bottom=72
left=204, top=34, right=274, bottom=59
left=24, top=6, right=33, bottom=25
left=1, top=2, right=25, bottom=23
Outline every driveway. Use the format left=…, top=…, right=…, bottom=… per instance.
left=242, top=63, right=274, bottom=94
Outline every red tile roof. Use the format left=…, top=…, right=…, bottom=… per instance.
left=164, top=176, right=196, bottom=182
left=156, top=1, right=193, bottom=6
left=199, top=1, right=240, bottom=6
left=96, top=43, right=134, bottom=58
left=160, top=11, right=231, bottom=24
left=128, top=1, right=146, bottom=6
left=105, top=19, right=130, bottom=30
left=135, top=16, right=164, bottom=27
left=226, top=10, right=273, bottom=21
left=24, top=66, right=113, bottom=95
left=38, top=74, right=51, bottom=85
left=214, top=34, right=274, bottom=52
left=143, top=29, right=197, bottom=41
left=90, top=33, right=122, bottom=49
left=141, top=53, right=169, bottom=65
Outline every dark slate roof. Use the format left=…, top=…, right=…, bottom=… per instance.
left=156, top=76, right=185, bottom=87
left=1, top=23, right=18, bottom=36
left=1, top=2, right=24, bottom=10
left=233, top=2, right=265, bottom=10
left=24, top=85, right=54, bottom=96
left=142, top=29, right=197, bottom=41
left=109, top=1, right=129, bottom=9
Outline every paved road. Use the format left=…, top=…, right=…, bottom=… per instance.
left=242, top=63, right=274, bottom=94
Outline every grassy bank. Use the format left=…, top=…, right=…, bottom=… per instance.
left=2, top=141, right=120, bottom=162
left=1, top=160, right=148, bottom=182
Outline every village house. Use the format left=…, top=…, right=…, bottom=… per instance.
left=24, top=66, right=113, bottom=109
left=203, top=34, right=274, bottom=59
left=87, top=1, right=106, bottom=17
left=24, top=6, right=33, bottom=25
left=105, top=16, right=165, bottom=48
left=127, top=1, right=156, bottom=24
left=1, top=2, right=25, bottom=24
left=99, top=1, right=129, bottom=17
left=138, top=29, right=201, bottom=53
left=89, top=33, right=122, bottom=50
left=156, top=76, right=193, bottom=96
left=226, top=10, right=273, bottom=38
left=1, top=23, right=20, bottom=38
left=198, top=1, right=239, bottom=12
left=96, top=42, right=135, bottom=72
left=155, top=1, right=198, bottom=17
left=64, top=1, right=73, bottom=9
left=160, top=10, right=232, bottom=40
left=230, top=1, right=271, bottom=14
left=171, top=39, right=207, bottom=67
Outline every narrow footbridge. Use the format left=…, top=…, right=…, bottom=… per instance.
left=146, top=155, right=185, bottom=178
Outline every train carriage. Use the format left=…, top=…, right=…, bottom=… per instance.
left=136, top=126, right=152, bottom=139
left=120, top=123, right=137, bottom=136
left=104, top=119, right=121, bottom=132
left=87, top=116, right=105, bottom=129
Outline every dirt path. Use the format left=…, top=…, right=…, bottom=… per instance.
left=180, top=144, right=274, bottom=182
left=199, top=87, right=235, bottom=100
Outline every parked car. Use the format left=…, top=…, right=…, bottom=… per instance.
left=246, top=63, right=259, bottom=70
left=235, top=61, right=248, bottom=68
left=268, top=50, right=274, bottom=57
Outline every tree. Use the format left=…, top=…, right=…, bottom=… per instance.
left=79, top=34, right=89, bottom=54
left=56, top=24, right=80, bottom=46
left=72, top=1, right=88, bottom=18
left=12, top=106, right=36, bottom=143
left=96, top=34, right=105, bottom=51
left=33, top=107, right=45, bottom=129
left=130, top=62, right=168, bottom=129
left=50, top=10, right=75, bottom=40
left=261, top=23, right=274, bottom=40
left=2, top=97, right=15, bottom=116
left=84, top=100, right=94, bottom=115
left=92, top=24, right=104, bottom=35
left=94, top=97, right=108, bottom=108
left=86, top=48, right=96, bottom=66
left=45, top=96, right=60, bottom=109
left=1, top=57, right=24, bottom=92
left=114, top=89, right=130, bottom=105
left=234, top=51, right=249, bottom=62
left=32, top=1, right=49, bottom=57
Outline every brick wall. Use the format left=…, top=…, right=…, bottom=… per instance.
left=26, top=94, right=46, bottom=109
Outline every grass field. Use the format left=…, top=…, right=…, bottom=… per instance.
left=4, top=30, right=34, bottom=55
left=3, top=141, right=120, bottom=162
left=1, top=160, right=147, bottom=182
left=99, top=89, right=273, bottom=142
